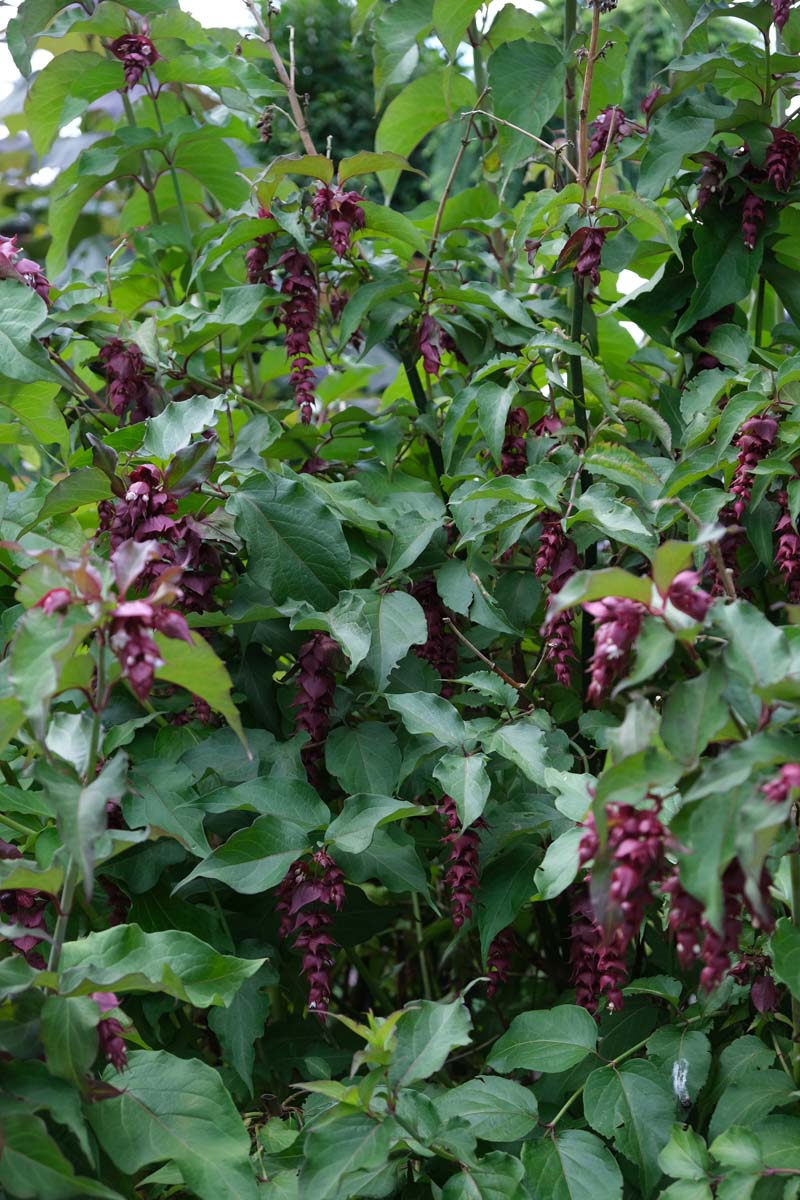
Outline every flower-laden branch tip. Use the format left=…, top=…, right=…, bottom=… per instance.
left=109, top=33, right=161, bottom=90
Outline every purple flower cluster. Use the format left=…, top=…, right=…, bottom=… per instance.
left=584, top=597, right=645, bottom=704
left=730, top=953, right=779, bottom=1012
left=277, top=249, right=318, bottom=423
left=664, top=862, right=774, bottom=992
left=730, top=415, right=778, bottom=518
left=486, top=927, right=518, bottom=997
left=275, top=850, right=345, bottom=1018
left=696, top=154, right=725, bottom=212
left=109, top=596, right=192, bottom=702
left=109, top=33, right=160, bottom=89
left=440, top=796, right=484, bottom=929
left=587, top=106, right=642, bottom=158
left=571, top=801, right=666, bottom=1012
left=0, top=839, right=49, bottom=968
left=500, top=407, right=529, bottom=476
left=98, top=339, right=158, bottom=424
left=311, top=185, right=366, bottom=258
left=91, top=992, right=128, bottom=1070
left=741, top=192, right=766, bottom=250
left=762, top=762, right=800, bottom=803
left=773, top=0, right=791, bottom=31
left=540, top=532, right=581, bottom=689
left=766, top=128, right=800, bottom=192
left=418, top=315, right=447, bottom=377
left=775, top=493, right=800, bottom=602
left=409, top=579, right=458, bottom=698
left=98, top=466, right=222, bottom=615
left=666, top=570, right=713, bottom=622
left=245, top=206, right=275, bottom=285
left=641, top=87, right=661, bottom=122
left=293, top=632, right=338, bottom=787
left=0, top=235, right=50, bottom=303
left=574, top=227, right=607, bottom=287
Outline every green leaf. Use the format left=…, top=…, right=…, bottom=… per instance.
left=673, top=208, right=764, bottom=339
left=326, top=793, right=425, bottom=854
left=10, top=608, right=93, bottom=735
left=646, top=1027, right=711, bottom=1105
left=658, top=1126, right=710, bottom=1181
left=37, top=468, right=112, bottom=521
left=441, top=1152, right=526, bottom=1199
left=208, top=968, right=273, bottom=1093
left=0, top=1112, right=122, bottom=1200
left=484, top=718, right=549, bottom=784
left=154, top=631, right=244, bottom=745
left=375, top=68, right=476, bottom=199
left=141, top=395, right=225, bottom=459
left=603, top=192, right=683, bottom=263
left=771, top=917, right=800, bottom=1001
left=476, top=381, right=518, bottom=467
left=709, top=1070, right=795, bottom=1141
left=709, top=1128, right=763, bottom=1171
left=435, top=1076, right=538, bottom=1142
left=358, top=201, right=428, bottom=253
left=178, top=814, right=310, bottom=894
left=521, top=1129, right=623, bottom=1200
left=389, top=997, right=473, bottom=1087
left=569, top=485, right=657, bottom=555
left=584, top=1060, right=674, bottom=1196
left=751, top=1116, right=800, bottom=1171
left=434, top=751, right=490, bottom=828
left=88, top=1050, right=259, bottom=1200
left=0, top=379, right=68, bottom=452
left=533, top=826, right=582, bottom=901
left=477, top=838, right=540, bottom=958
left=433, top=0, right=482, bottom=56
left=660, top=665, right=729, bottom=767
left=361, top=590, right=427, bottom=689
left=488, top=39, right=565, bottom=175
left=41, top=994, right=99, bottom=1088
left=638, top=101, right=715, bottom=200
left=255, top=153, right=334, bottom=209
left=385, top=691, right=466, bottom=744
left=325, top=722, right=402, bottom=795
left=339, top=152, right=420, bottom=185
left=58, top=924, right=265, bottom=1006
left=53, top=754, right=128, bottom=898
left=24, top=51, right=122, bottom=157
left=334, top=825, right=430, bottom=896
left=299, top=1114, right=398, bottom=1200
left=488, top=1004, right=597, bottom=1074
left=229, top=476, right=351, bottom=611
left=0, top=282, right=60, bottom=385
left=548, top=567, right=652, bottom=614
left=652, top=541, right=695, bottom=597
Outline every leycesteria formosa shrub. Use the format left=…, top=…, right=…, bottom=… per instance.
left=2, top=0, right=800, bottom=1196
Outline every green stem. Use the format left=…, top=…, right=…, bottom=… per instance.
left=47, top=859, right=79, bottom=974
left=0, top=813, right=36, bottom=838
left=147, top=76, right=207, bottom=306
left=789, top=840, right=800, bottom=1084
left=411, top=892, right=433, bottom=1000
left=47, top=647, right=106, bottom=977
left=754, top=274, right=766, bottom=348
left=401, top=356, right=447, bottom=495
left=564, top=0, right=578, bottom=173
left=121, top=91, right=177, bottom=307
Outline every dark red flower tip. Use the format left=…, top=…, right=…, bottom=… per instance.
left=109, top=34, right=160, bottom=90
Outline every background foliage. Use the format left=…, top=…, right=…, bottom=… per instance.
left=0, top=0, right=799, bottom=1196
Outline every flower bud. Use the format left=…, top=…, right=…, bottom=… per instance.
left=766, top=128, right=800, bottom=192
left=584, top=597, right=645, bottom=704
